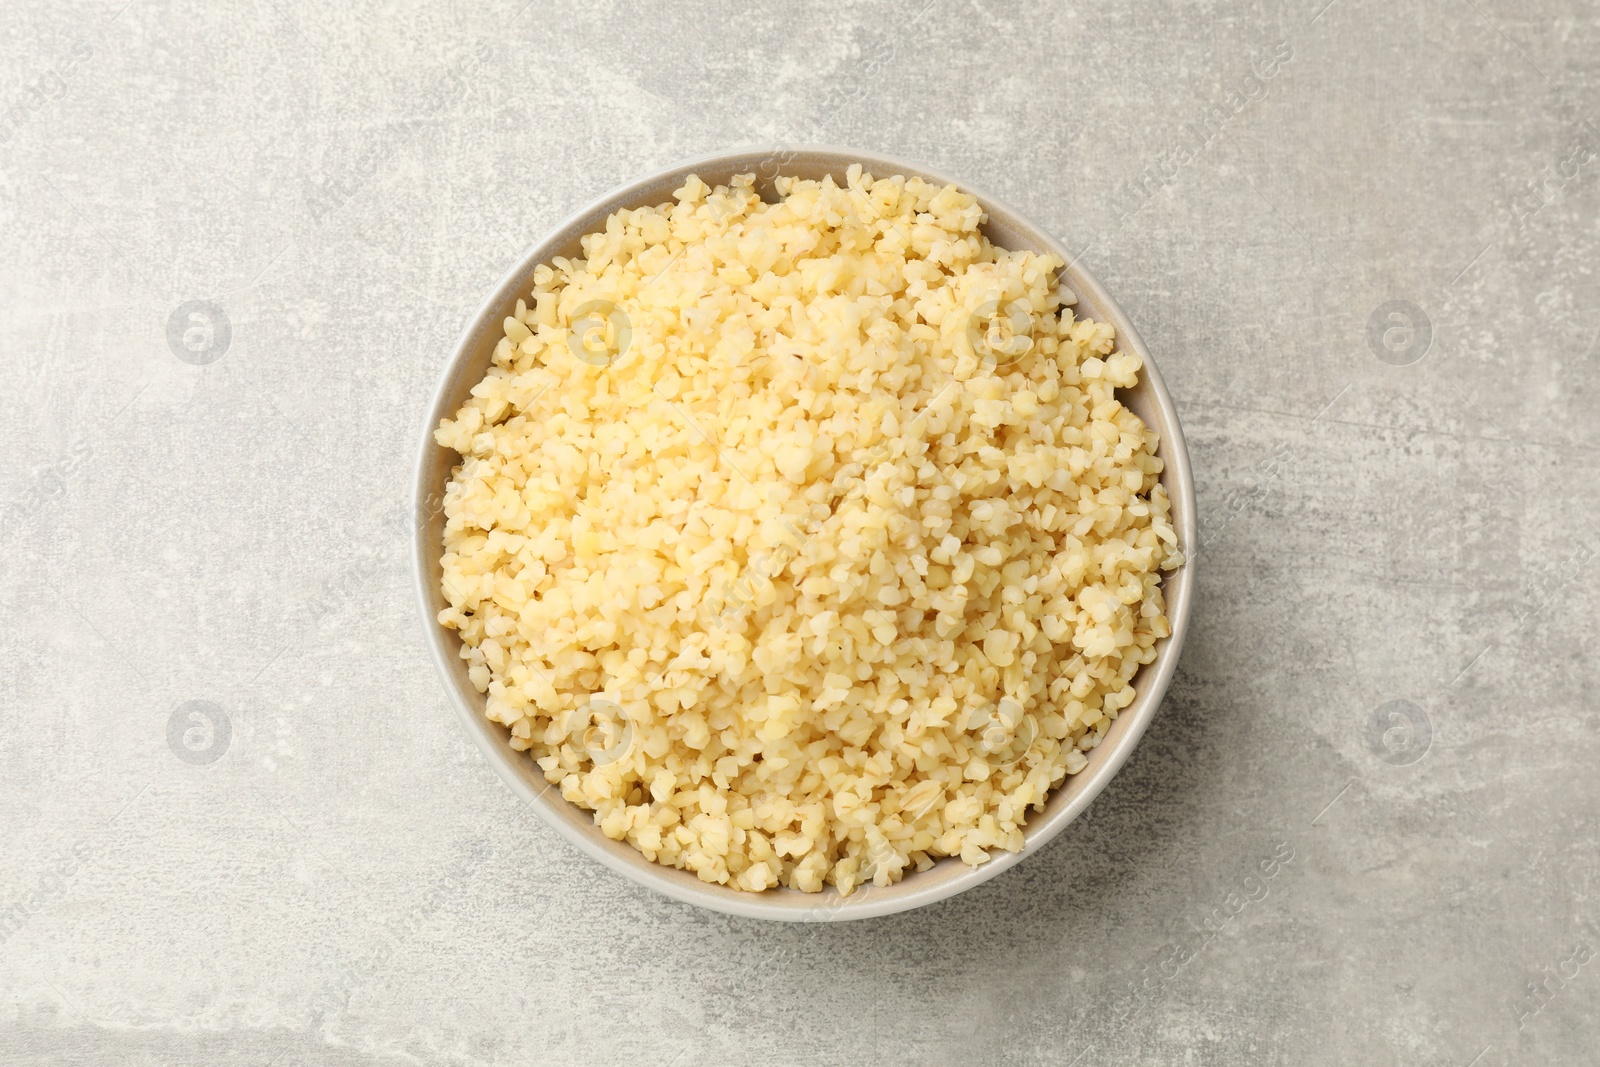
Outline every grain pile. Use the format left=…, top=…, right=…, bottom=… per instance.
left=434, top=167, right=1181, bottom=894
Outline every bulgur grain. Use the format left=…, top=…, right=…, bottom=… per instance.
left=435, top=168, right=1180, bottom=894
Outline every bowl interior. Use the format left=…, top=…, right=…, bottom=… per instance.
left=412, top=146, right=1195, bottom=921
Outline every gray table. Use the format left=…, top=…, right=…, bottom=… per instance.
left=3, top=1, right=1596, bottom=1064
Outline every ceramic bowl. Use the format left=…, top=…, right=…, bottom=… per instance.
left=411, top=146, right=1196, bottom=921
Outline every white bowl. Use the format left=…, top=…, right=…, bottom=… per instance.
left=411, top=146, right=1196, bottom=921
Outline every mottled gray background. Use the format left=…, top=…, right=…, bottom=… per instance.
left=1, top=0, right=1596, bottom=1063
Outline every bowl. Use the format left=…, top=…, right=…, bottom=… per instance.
left=411, top=146, right=1195, bottom=921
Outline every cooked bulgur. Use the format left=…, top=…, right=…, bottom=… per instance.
left=434, top=167, right=1180, bottom=894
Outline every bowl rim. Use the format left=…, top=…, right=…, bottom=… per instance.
left=411, top=144, right=1195, bottom=921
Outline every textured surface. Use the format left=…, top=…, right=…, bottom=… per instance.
left=1, top=1, right=1597, bottom=1064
